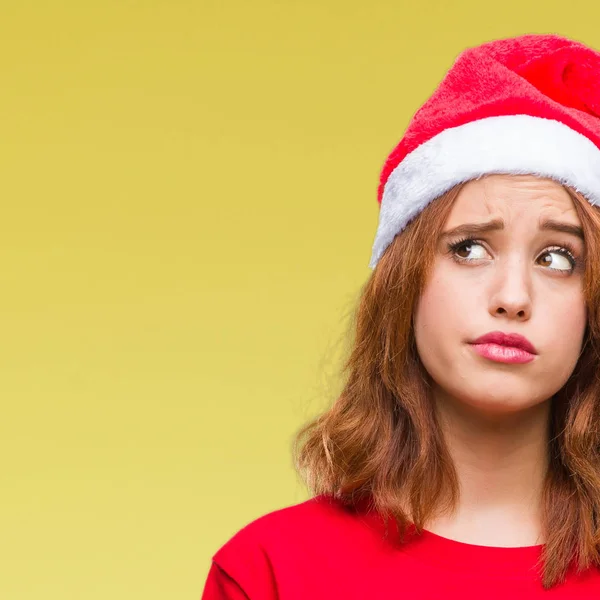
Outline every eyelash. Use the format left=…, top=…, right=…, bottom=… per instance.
left=446, top=236, right=582, bottom=273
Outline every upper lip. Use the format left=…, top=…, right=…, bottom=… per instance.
left=471, top=331, right=538, bottom=355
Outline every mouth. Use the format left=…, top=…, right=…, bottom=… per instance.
left=469, top=343, right=536, bottom=364
left=469, top=331, right=537, bottom=364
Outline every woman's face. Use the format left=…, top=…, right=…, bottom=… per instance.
left=413, top=174, right=587, bottom=415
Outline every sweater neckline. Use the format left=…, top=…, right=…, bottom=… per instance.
left=332, top=495, right=545, bottom=577
left=403, top=526, right=544, bottom=577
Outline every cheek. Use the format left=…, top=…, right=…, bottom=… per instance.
left=413, top=270, right=468, bottom=364
left=542, top=288, right=587, bottom=370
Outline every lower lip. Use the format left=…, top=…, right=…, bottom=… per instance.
left=470, top=343, right=536, bottom=364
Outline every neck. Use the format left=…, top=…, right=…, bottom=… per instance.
left=428, top=389, right=551, bottom=546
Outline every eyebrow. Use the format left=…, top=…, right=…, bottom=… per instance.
left=439, top=218, right=584, bottom=241
left=539, top=218, right=584, bottom=240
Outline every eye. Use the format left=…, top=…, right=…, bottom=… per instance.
left=536, top=247, right=576, bottom=272
left=448, top=238, right=489, bottom=261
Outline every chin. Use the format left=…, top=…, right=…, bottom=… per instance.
left=463, top=395, right=545, bottom=415
left=438, top=379, right=551, bottom=415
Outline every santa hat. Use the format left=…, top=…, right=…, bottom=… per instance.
left=369, top=34, right=600, bottom=270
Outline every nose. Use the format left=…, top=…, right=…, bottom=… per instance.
left=488, top=256, right=532, bottom=321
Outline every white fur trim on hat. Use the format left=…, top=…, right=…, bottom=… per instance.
left=369, top=114, right=600, bottom=269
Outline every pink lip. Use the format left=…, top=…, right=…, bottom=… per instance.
left=469, top=331, right=537, bottom=364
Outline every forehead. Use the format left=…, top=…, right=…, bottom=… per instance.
left=445, top=174, right=580, bottom=227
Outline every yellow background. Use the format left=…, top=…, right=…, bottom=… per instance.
left=0, top=1, right=598, bottom=598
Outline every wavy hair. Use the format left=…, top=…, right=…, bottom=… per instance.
left=292, top=178, right=600, bottom=590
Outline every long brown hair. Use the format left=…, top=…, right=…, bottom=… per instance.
left=292, top=177, right=600, bottom=589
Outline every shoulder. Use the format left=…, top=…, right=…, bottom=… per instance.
left=212, top=494, right=361, bottom=561
left=208, top=494, right=384, bottom=597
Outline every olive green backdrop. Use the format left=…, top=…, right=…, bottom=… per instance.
left=1, top=1, right=598, bottom=598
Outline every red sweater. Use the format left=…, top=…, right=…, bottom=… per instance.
left=201, top=495, right=600, bottom=599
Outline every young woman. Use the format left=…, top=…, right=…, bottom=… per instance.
left=202, top=34, right=600, bottom=597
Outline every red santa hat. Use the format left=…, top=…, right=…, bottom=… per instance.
left=369, top=34, right=600, bottom=269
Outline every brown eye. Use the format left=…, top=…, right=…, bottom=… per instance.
left=536, top=250, right=574, bottom=272
left=538, top=254, right=552, bottom=267
left=455, top=243, right=473, bottom=259
left=450, top=240, right=488, bottom=260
